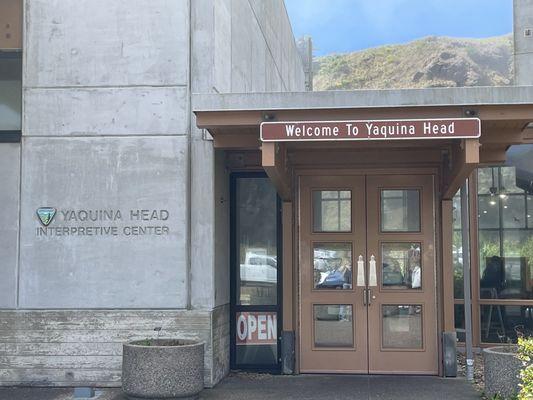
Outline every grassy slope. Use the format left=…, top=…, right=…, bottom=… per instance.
left=313, top=35, right=513, bottom=90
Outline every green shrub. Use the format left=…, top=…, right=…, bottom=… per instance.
left=517, top=337, right=533, bottom=399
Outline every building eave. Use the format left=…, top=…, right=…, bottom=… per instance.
left=192, top=86, right=533, bottom=112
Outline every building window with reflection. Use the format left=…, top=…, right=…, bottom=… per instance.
left=477, top=145, right=533, bottom=343
left=0, top=0, right=22, bottom=136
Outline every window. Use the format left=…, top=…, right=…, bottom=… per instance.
left=381, top=189, right=421, bottom=232
left=0, top=53, right=22, bottom=132
left=313, top=190, right=351, bottom=232
left=477, top=145, right=533, bottom=342
left=1, top=0, right=22, bottom=139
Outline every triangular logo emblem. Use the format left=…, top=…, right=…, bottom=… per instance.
left=37, top=207, right=56, bottom=226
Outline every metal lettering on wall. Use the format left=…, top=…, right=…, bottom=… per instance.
left=260, top=118, right=481, bottom=142
left=35, top=207, right=171, bottom=237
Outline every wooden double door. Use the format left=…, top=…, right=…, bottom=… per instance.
left=299, top=174, right=438, bottom=374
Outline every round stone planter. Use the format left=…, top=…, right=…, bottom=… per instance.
left=122, top=339, right=204, bottom=400
left=483, top=346, right=522, bottom=399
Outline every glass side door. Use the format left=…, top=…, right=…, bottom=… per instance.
left=230, top=173, right=281, bottom=371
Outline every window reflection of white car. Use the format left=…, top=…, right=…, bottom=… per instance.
left=240, top=254, right=277, bottom=285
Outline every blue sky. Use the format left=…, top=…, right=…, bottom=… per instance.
left=285, top=0, right=513, bottom=56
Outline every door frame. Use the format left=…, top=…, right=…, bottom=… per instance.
left=294, top=168, right=442, bottom=375
left=229, top=171, right=283, bottom=373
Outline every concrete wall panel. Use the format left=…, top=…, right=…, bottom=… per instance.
left=514, top=0, right=533, bottom=85
left=23, top=87, right=188, bottom=136
left=514, top=0, right=533, bottom=54
left=191, top=0, right=214, bottom=94
left=213, top=0, right=232, bottom=94
left=24, top=0, right=189, bottom=87
left=0, top=143, right=20, bottom=309
left=214, top=150, right=230, bottom=308
left=0, top=309, right=219, bottom=387
left=19, top=136, right=188, bottom=308
left=515, top=53, right=533, bottom=86
left=190, top=135, right=215, bottom=309
left=211, top=304, right=230, bottom=384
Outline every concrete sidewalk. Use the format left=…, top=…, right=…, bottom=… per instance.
left=0, top=374, right=481, bottom=400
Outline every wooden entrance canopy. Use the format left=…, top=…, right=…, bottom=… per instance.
left=194, top=86, right=533, bottom=200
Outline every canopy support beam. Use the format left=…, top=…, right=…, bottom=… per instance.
left=262, top=142, right=292, bottom=201
left=443, top=139, right=480, bottom=200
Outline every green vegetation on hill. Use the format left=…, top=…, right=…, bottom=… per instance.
left=313, top=35, right=513, bottom=90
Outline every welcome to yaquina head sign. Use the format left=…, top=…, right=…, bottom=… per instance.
left=260, top=118, right=481, bottom=142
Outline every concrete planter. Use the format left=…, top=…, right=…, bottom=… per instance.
left=122, top=339, right=204, bottom=400
left=483, top=346, right=522, bottom=399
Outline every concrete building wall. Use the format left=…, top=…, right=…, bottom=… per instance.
left=1, top=0, right=304, bottom=388
left=190, top=0, right=305, bottom=309
left=0, top=310, right=213, bottom=386
left=19, top=0, right=191, bottom=309
left=189, top=1, right=305, bottom=377
left=18, top=136, right=188, bottom=309
left=0, top=144, right=20, bottom=309
left=514, top=0, right=533, bottom=85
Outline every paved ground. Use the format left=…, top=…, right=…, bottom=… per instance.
left=0, top=374, right=481, bottom=400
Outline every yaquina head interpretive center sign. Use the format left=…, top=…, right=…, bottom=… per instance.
left=260, top=118, right=481, bottom=142
left=35, top=207, right=171, bottom=237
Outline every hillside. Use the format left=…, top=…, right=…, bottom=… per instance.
left=313, top=35, right=513, bottom=90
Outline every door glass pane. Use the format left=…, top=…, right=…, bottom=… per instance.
left=381, top=243, right=422, bottom=290
left=313, top=190, right=351, bottom=232
left=314, top=305, right=353, bottom=347
left=381, top=190, right=420, bottom=232
left=313, top=243, right=352, bottom=290
left=382, top=305, right=423, bottom=349
left=236, top=178, right=278, bottom=305
left=480, top=305, right=533, bottom=343
left=235, top=311, right=278, bottom=365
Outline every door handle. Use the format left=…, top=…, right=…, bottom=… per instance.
left=363, top=288, right=376, bottom=306
left=369, top=254, right=377, bottom=287
left=356, top=255, right=365, bottom=287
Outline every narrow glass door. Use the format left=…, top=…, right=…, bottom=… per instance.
left=230, top=173, right=281, bottom=371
